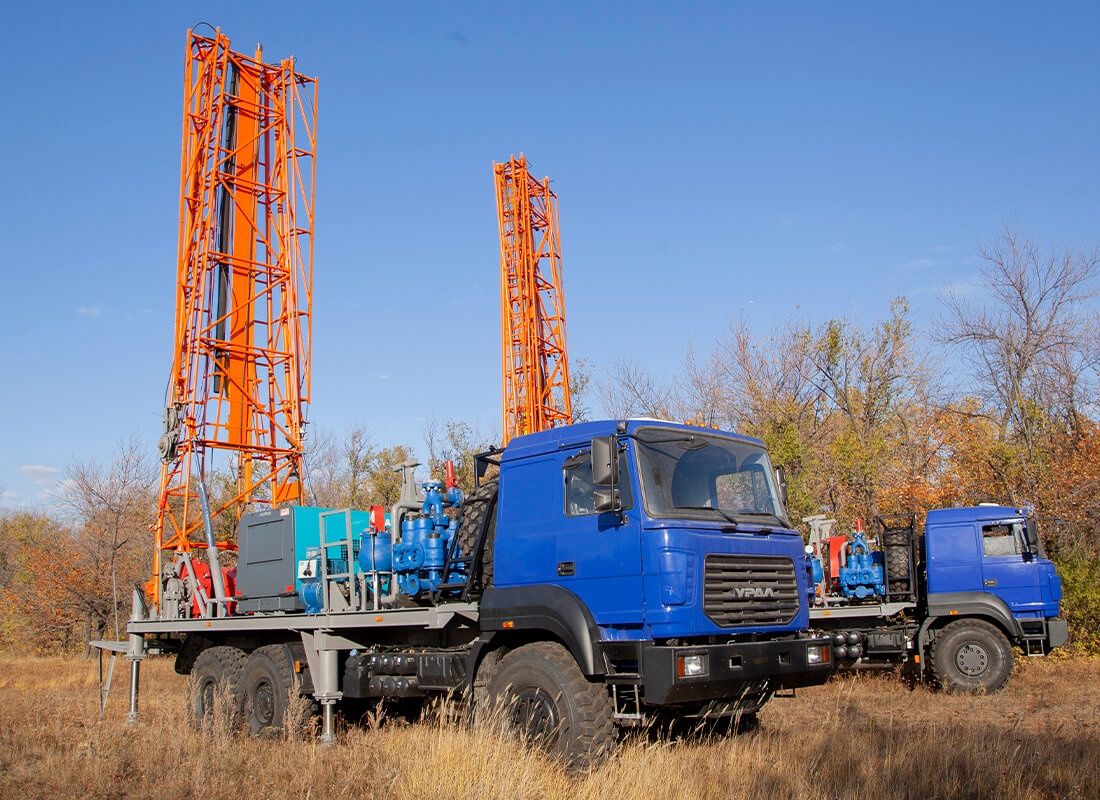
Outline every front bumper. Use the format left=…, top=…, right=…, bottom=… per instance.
left=640, top=636, right=834, bottom=705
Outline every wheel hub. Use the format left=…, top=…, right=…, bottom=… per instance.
left=253, top=679, right=276, bottom=725
left=510, top=688, right=559, bottom=744
left=199, top=678, right=217, bottom=715
left=956, top=643, right=989, bottom=676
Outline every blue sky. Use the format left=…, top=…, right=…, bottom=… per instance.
left=2, top=2, right=1099, bottom=508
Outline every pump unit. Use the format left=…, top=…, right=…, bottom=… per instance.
left=235, top=470, right=469, bottom=616
left=838, top=532, right=885, bottom=599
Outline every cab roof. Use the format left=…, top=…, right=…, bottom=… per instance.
left=500, top=419, right=767, bottom=463
left=927, top=505, right=1027, bottom=525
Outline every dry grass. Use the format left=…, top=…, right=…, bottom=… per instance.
left=0, top=655, right=1096, bottom=800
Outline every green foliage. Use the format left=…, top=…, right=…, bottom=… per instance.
left=569, top=356, right=593, bottom=424
left=1052, top=549, right=1100, bottom=654
left=426, top=419, right=494, bottom=492
left=370, top=445, right=417, bottom=506
left=752, top=417, right=816, bottom=523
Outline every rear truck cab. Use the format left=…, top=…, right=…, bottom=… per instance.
left=480, top=419, right=832, bottom=725
left=922, top=505, right=1068, bottom=688
left=807, top=505, right=1067, bottom=693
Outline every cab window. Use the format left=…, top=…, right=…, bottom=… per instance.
left=715, top=468, right=772, bottom=513
left=564, top=452, right=633, bottom=516
left=982, top=523, right=1023, bottom=557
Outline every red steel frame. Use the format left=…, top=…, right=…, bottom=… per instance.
left=151, top=30, right=317, bottom=599
left=494, top=155, right=572, bottom=444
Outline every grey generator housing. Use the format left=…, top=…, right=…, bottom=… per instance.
left=236, top=509, right=304, bottom=613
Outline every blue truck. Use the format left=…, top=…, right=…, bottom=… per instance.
left=806, top=506, right=1068, bottom=692
left=126, top=419, right=833, bottom=766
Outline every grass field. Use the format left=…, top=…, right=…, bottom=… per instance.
left=0, top=655, right=1096, bottom=800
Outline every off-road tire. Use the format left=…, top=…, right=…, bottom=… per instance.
left=484, top=641, right=616, bottom=770
left=885, top=544, right=910, bottom=594
left=930, top=618, right=1014, bottom=693
left=883, top=530, right=912, bottom=596
left=191, top=645, right=246, bottom=729
left=456, top=478, right=498, bottom=591
left=239, top=644, right=306, bottom=736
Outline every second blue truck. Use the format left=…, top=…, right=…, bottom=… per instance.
left=806, top=505, right=1067, bottom=691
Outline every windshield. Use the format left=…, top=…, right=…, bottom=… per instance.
left=633, top=427, right=789, bottom=526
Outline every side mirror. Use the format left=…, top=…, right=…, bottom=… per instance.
left=1023, top=520, right=1042, bottom=557
left=591, top=436, right=618, bottom=487
left=775, top=465, right=790, bottom=509
left=594, top=487, right=623, bottom=514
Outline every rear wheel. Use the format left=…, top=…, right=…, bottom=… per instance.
left=191, top=646, right=246, bottom=729
left=930, top=619, right=1014, bottom=693
left=483, top=641, right=616, bottom=769
left=239, top=644, right=306, bottom=736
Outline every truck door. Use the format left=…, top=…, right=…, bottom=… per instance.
left=553, top=447, right=644, bottom=627
left=979, top=521, right=1044, bottom=615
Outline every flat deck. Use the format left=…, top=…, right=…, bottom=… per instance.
left=810, top=601, right=914, bottom=621
left=128, top=602, right=480, bottom=635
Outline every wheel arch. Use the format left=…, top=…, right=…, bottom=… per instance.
left=473, top=584, right=606, bottom=684
left=924, top=591, right=1023, bottom=641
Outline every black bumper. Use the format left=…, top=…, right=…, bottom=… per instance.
left=640, top=637, right=834, bottom=705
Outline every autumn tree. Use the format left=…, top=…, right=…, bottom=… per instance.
left=569, top=356, right=595, bottom=423
left=598, top=358, right=678, bottom=421
left=306, top=425, right=420, bottom=508
left=941, top=229, right=1100, bottom=548
left=941, top=230, right=1099, bottom=497
left=56, top=436, right=155, bottom=641
left=424, top=418, right=495, bottom=492
left=0, top=511, right=82, bottom=651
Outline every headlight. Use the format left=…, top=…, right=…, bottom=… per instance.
left=806, top=644, right=830, bottom=664
left=676, top=653, right=708, bottom=678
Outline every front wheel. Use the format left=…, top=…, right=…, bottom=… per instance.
left=483, top=641, right=616, bottom=769
left=930, top=619, right=1014, bottom=693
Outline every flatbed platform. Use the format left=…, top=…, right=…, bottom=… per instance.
left=128, top=602, right=480, bottom=636
left=810, top=601, right=914, bottom=621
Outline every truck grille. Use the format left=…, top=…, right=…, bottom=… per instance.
left=703, top=555, right=800, bottom=628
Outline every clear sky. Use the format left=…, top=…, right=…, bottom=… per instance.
left=2, top=2, right=1098, bottom=508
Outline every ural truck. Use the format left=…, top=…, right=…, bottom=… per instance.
left=805, top=506, right=1068, bottom=692
left=120, top=420, right=832, bottom=766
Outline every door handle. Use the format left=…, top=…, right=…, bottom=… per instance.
left=984, top=578, right=997, bottom=587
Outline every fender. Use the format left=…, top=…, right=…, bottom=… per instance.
left=477, top=584, right=606, bottom=677
left=925, top=591, right=1024, bottom=638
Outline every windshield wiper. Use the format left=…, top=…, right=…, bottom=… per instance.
left=636, top=432, right=710, bottom=449
left=674, top=506, right=740, bottom=528
left=731, top=511, right=789, bottom=527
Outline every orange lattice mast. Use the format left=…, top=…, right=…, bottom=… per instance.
left=493, top=155, right=572, bottom=444
left=151, top=29, right=317, bottom=601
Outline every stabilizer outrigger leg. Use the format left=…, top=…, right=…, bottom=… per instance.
left=127, top=586, right=148, bottom=724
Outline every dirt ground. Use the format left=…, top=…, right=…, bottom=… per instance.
left=0, top=654, right=1096, bottom=800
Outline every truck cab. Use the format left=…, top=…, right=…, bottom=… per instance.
left=924, top=505, right=1067, bottom=653
left=480, top=419, right=831, bottom=711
